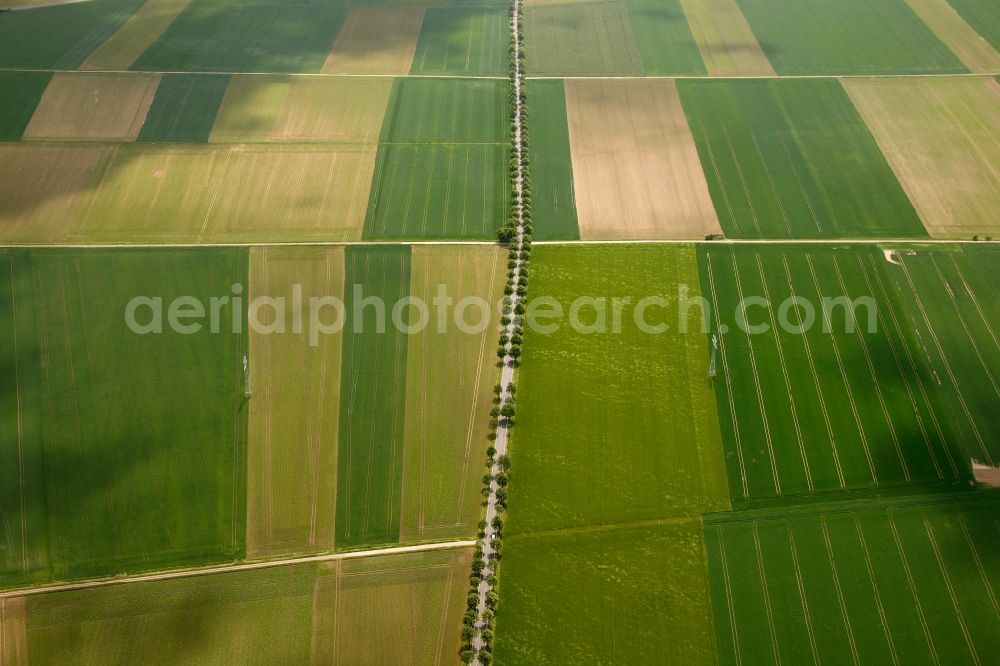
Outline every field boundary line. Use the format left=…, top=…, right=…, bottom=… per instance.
left=820, top=518, right=861, bottom=666
left=806, top=254, right=878, bottom=486
left=0, top=540, right=476, bottom=599
left=704, top=254, right=748, bottom=499
left=887, top=512, right=941, bottom=664
left=854, top=518, right=901, bottom=665
left=755, top=253, right=812, bottom=491
left=924, top=519, right=981, bottom=665
left=785, top=526, right=820, bottom=666
left=781, top=255, right=844, bottom=487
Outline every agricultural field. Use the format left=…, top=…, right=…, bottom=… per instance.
left=627, top=0, right=707, bottom=75
left=525, top=2, right=645, bottom=76
left=409, top=8, right=507, bottom=76
left=22, top=72, right=160, bottom=142
left=1, top=547, right=471, bottom=664
left=705, top=495, right=1000, bottom=665
left=524, top=80, right=579, bottom=240
left=678, top=0, right=774, bottom=76
left=0, top=72, right=51, bottom=140
left=843, top=76, right=1000, bottom=239
left=0, top=247, right=247, bottom=590
left=902, top=0, right=1000, bottom=72
left=379, top=78, right=508, bottom=144
left=323, top=7, right=424, bottom=75
left=494, top=522, right=718, bottom=665
left=363, top=143, right=509, bottom=239
left=80, top=0, right=192, bottom=71
left=506, top=245, right=731, bottom=536
left=946, top=0, right=1000, bottom=52
left=136, top=73, right=230, bottom=143
left=735, top=0, right=968, bottom=74
left=679, top=79, right=927, bottom=239
left=565, top=79, right=721, bottom=240
left=246, top=246, right=345, bottom=560
left=697, top=244, right=998, bottom=506
left=0, top=0, right=145, bottom=69
left=132, top=0, right=347, bottom=73
left=209, top=75, right=392, bottom=144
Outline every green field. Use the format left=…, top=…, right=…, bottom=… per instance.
left=136, top=73, right=230, bottom=143
left=678, top=79, right=926, bottom=239
left=524, top=80, right=579, bottom=241
left=0, top=0, right=144, bottom=69
left=379, top=78, right=509, bottom=144
left=736, top=0, right=967, bottom=74
left=0, top=248, right=247, bottom=589
left=946, top=0, right=1000, bottom=52
left=363, top=143, right=509, bottom=240
left=133, top=1, right=347, bottom=72
left=10, top=547, right=471, bottom=664
left=335, top=245, right=412, bottom=548
left=507, top=245, right=730, bottom=535
left=706, top=495, right=1000, bottom=665
left=0, top=71, right=51, bottom=140
left=526, top=2, right=645, bottom=76
left=697, top=244, right=997, bottom=506
left=410, top=8, right=507, bottom=76
left=495, top=522, right=718, bottom=665
left=627, top=0, right=707, bottom=75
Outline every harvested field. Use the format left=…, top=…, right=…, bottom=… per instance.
left=736, top=0, right=967, bottom=74
left=336, top=245, right=411, bottom=548
left=843, top=77, right=1000, bottom=238
left=679, top=79, right=925, bottom=238
left=80, top=0, right=191, bottom=71
left=947, top=0, right=1000, bottom=53
left=247, top=246, right=345, bottom=559
left=363, top=143, right=509, bottom=239
left=0, top=0, right=144, bottom=69
left=398, top=245, right=504, bottom=543
left=526, top=2, right=644, bottom=76
left=133, top=2, right=347, bottom=73
left=136, top=73, right=230, bottom=143
left=322, top=7, right=424, bottom=75
left=0, top=597, right=26, bottom=666
left=319, top=548, right=470, bottom=663
left=706, top=496, right=1000, bottom=665
left=627, top=0, right=707, bottom=75
left=0, top=71, right=51, bottom=140
left=211, top=76, right=391, bottom=143
left=507, top=245, right=731, bottom=535
left=496, top=522, right=718, bottom=665
left=0, top=144, right=109, bottom=244
left=697, top=244, right=990, bottom=505
left=903, top=0, right=1000, bottom=72
left=525, top=79, right=579, bottom=240
left=0, top=247, right=247, bottom=589
left=678, top=0, right=775, bottom=76
left=379, top=78, right=508, bottom=144
left=565, top=79, right=721, bottom=240
left=410, top=8, right=508, bottom=76
left=74, top=145, right=377, bottom=243
left=23, top=72, right=160, bottom=141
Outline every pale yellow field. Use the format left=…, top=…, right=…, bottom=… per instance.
left=565, top=79, right=721, bottom=239
left=903, top=0, right=1000, bottom=73
left=679, top=0, right=775, bottom=76
left=210, top=76, right=392, bottom=143
left=398, top=246, right=504, bottom=543
left=22, top=72, right=160, bottom=141
left=311, top=549, right=470, bottom=664
left=70, top=145, right=377, bottom=242
left=80, top=0, right=192, bottom=70
left=323, top=7, right=425, bottom=75
left=0, top=144, right=110, bottom=244
left=0, top=597, right=26, bottom=666
left=247, top=246, right=345, bottom=559
left=844, top=77, right=1000, bottom=238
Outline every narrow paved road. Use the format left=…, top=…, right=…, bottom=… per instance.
left=0, top=540, right=475, bottom=599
